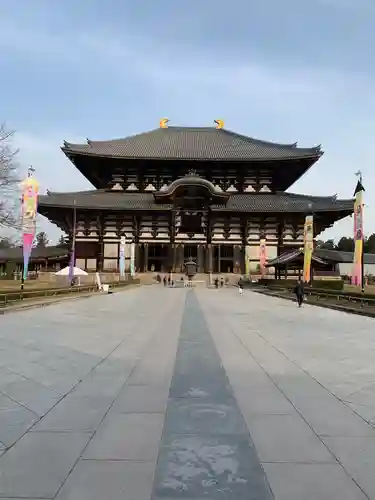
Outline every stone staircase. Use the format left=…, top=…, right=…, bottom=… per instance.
left=136, top=272, right=241, bottom=287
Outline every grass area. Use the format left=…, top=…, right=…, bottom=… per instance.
left=344, top=284, right=375, bottom=295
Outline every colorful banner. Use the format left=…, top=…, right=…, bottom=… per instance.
left=68, top=203, right=76, bottom=285
left=119, top=236, right=126, bottom=277
left=351, top=182, right=364, bottom=286
left=259, top=239, right=267, bottom=276
left=130, top=242, right=135, bottom=277
left=245, top=245, right=250, bottom=276
left=21, top=172, right=39, bottom=281
left=303, top=215, right=314, bottom=283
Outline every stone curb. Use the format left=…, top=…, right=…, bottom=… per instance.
left=252, top=288, right=375, bottom=319
left=0, top=284, right=139, bottom=315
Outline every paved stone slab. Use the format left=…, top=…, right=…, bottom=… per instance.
left=0, top=431, right=91, bottom=498
left=31, top=394, right=114, bottom=432
left=323, top=436, right=375, bottom=499
left=152, top=291, right=273, bottom=500
left=111, top=384, right=170, bottom=414
left=2, top=285, right=375, bottom=499
left=263, top=463, right=367, bottom=500
left=56, top=459, right=156, bottom=500
left=197, top=287, right=375, bottom=499
left=244, top=414, right=335, bottom=463
left=0, top=287, right=186, bottom=498
left=83, top=411, right=165, bottom=461
left=0, top=394, right=38, bottom=447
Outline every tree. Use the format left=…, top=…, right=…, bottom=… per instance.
left=318, top=239, right=335, bottom=250
left=336, top=236, right=354, bottom=252
left=0, top=124, right=20, bottom=230
left=365, top=233, right=375, bottom=254
left=0, top=237, right=15, bottom=249
left=35, top=231, right=49, bottom=248
left=56, top=234, right=69, bottom=247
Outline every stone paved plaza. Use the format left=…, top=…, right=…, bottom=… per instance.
left=1, top=286, right=375, bottom=499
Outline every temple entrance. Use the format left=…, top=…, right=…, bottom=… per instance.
left=184, top=244, right=198, bottom=261
left=147, top=244, right=169, bottom=272
left=213, top=244, right=234, bottom=273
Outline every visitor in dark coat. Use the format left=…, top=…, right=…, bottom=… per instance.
left=294, top=279, right=305, bottom=307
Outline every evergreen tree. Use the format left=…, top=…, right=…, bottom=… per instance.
left=35, top=231, right=49, bottom=248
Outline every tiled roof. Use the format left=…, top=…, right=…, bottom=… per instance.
left=0, top=246, right=69, bottom=263
left=315, top=249, right=375, bottom=265
left=62, top=127, right=322, bottom=162
left=38, top=190, right=353, bottom=214
left=267, top=248, right=375, bottom=267
left=267, top=249, right=328, bottom=267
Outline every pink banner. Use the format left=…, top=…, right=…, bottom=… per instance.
left=21, top=173, right=39, bottom=281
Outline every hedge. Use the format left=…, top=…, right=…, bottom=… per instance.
left=257, top=279, right=344, bottom=291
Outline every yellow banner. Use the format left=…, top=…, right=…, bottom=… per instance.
left=352, top=189, right=364, bottom=286
left=303, top=215, right=313, bottom=283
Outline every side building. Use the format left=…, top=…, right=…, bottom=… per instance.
left=38, top=122, right=353, bottom=274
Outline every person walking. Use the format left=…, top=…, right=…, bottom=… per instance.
left=294, top=279, right=305, bottom=307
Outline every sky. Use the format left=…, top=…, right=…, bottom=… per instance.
left=1, top=0, right=374, bottom=243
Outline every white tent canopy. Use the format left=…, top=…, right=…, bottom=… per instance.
left=55, top=266, right=88, bottom=276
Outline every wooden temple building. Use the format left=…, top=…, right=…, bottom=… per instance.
left=38, top=121, right=353, bottom=274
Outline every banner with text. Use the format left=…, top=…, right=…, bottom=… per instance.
left=303, top=215, right=314, bottom=283
left=351, top=182, right=364, bottom=287
left=259, top=239, right=267, bottom=276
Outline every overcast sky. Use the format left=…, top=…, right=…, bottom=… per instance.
left=1, top=0, right=374, bottom=243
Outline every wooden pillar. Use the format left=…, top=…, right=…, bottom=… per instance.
left=172, top=243, right=177, bottom=272
left=179, top=244, right=185, bottom=272
left=218, top=244, right=221, bottom=273
left=135, top=243, right=141, bottom=273
left=144, top=243, right=149, bottom=272
left=206, top=244, right=213, bottom=273
left=233, top=245, right=241, bottom=274
left=197, top=245, right=204, bottom=273
left=168, top=243, right=176, bottom=272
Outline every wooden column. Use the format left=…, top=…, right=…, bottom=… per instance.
left=143, top=243, right=149, bottom=272
left=218, top=244, right=221, bottom=273
left=197, top=245, right=204, bottom=273
left=206, top=244, right=213, bottom=273
left=178, top=244, right=184, bottom=272
left=233, top=245, right=241, bottom=274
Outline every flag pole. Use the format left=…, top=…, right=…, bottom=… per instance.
left=359, top=172, right=365, bottom=294
left=69, top=199, right=77, bottom=286
left=355, top=170, right=365, bottom=293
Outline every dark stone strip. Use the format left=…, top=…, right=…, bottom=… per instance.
left=151, top=290, right=274, bottom=500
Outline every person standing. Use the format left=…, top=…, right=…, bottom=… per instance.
left=294, top=279, right=305, bottom=307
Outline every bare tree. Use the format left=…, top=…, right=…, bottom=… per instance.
left=0, top=123, right=20, bottom=230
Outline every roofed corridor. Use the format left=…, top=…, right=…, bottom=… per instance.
left=0, top=287, right=374, bottom=499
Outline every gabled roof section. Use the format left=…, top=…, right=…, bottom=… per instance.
left=266, top=249, right=329, bottom=267
left=267, top=248, right=375, bottom=267
left=62, top=126, right=322, bottom=162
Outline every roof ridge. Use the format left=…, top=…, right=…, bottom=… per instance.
left=221, top=129, right=319, bottom=152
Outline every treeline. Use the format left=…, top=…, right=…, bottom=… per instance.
left=2, top=233, right=375, bottom=253
left=316, top=234, right=375, bottom=253
left=0, top=233, right=68, bottom=249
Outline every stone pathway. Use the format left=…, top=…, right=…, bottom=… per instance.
left=0, top=286, right=374, bottom=499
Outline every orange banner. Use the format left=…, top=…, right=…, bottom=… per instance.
left=303, top=215, right=313, bottom=283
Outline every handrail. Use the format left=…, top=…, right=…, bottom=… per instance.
left=0, top=280, right=138, bottom=308
left=257, top=284, right=375, bottom=308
